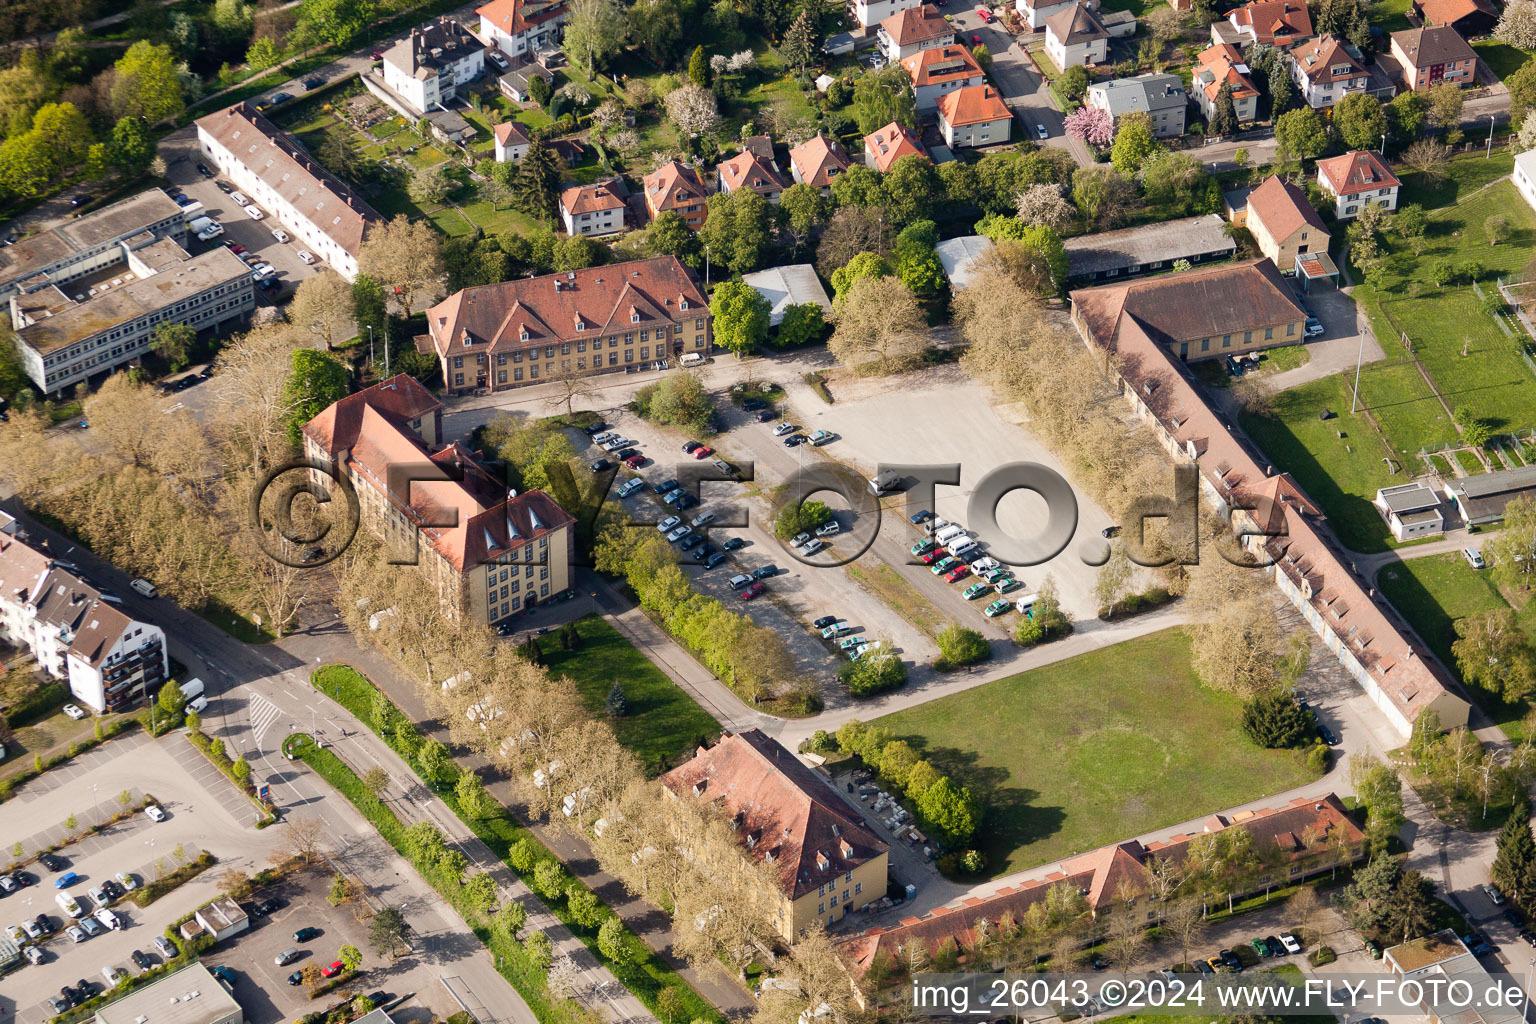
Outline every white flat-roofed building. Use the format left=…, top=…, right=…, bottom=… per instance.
left=1374, top=482, right=1444, bottom=540
left=10, top=238, right=253, bottom=394
left=94, top=963, right=243, bottom=1024
left=196, top=102, right=381, bottom=281
left=0, top=189, right=191, bottom=305
left=935, top=235, right=995, bottom=289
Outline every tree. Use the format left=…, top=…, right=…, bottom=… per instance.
left=358, top=216, right=445, bottom=317
left=464, top=872, right=499, bottom=912
left=1498, top=0, right=1536, bottom=50
left=296, top=0, right=374, bottom=47
left=782, top=9, right=816, bottom=72
left=709, top=278, right=771, bottom=355
left=1426, top=82, right=1464, bottom=130
left=110, top=116, right=155, bottom=176
left=883, top=154, right=940, bottom=227
left=1093, top=546, right=1133, bottom=615
left=605, top=681, right=628, bottom=717
left=634, top=371, right=714, bottom=433
left=524, top=931, right=553, bottom=969
left=285, top=813, right=328, bottom=864
left=1402, top=139, right=1449, bottom=179
left=644, top=210, right=702, bottom=266
left=1334, top=92, right=1388, bottom=151
left=112, top=41, right=184, bottom=122
left=816, top=206, right=887, bottom=276
left=563, top=0, right=626, bottom=73
left=936, top=624, right=990, bottom=667
left=1274, top=107, right=1329, bottom=161
left=1493, top=800, right=1536, bottom=905
left=775, top=302, right=826, bottom=348
left=246, top=35, right=282, bottom=70
left=368, top=905, right=410, bottom=955
left=1453, top=608, right=1536, bottom=702
left=1140, top=150, right=1209, bottom=214
left=455, top=770, right=498, bottom=819
left=1014, top=182, right=1076, bottom=230
left=567, top=885, right=603, bottom=928
left=1385, top=869, right=1435, bottom=943
left=1064, top=105, right=1114, bottom=147
left=407, top=164, right=455, bottom=206
left=1486, top=214, right=1512, bottom=246
left=290, top=272, right=355, bottom=350
left=831, top=252, right=891, bottom=302
left=513, top=140, right=563, bottom=224
left=337, top=943, right=363, bottom=971
left=1389, top=90, right=1428, bottom=140
left=830, top=164, right=885, bottom=209
left=1110, top=112, right=1159, bottom=175
left=31, top=103, right=91, bottom=170
left=1059, top=65, right=1091, bottom=99
left=282, top=348, right=348, bottom=445
left=493, top=900, right=528, bottom=942
left=362, top=765, right=390, bottom=797
left=915, top=775, right=977, bottom=847
left=779, top=182, right=828, bottom=254
left=150, top=322, right=196, bottom=371
left=481, top=414, right=578, bottom=492
left=1241, top=690, right=1313, bottom=748
left=688, top=45, right=709, bottom=87
left=829, top=275, right=928, bottom=373
left=666, top=83, right=719, bottom=136
left=1210, top=82, right=1238, bottom=137
left=597, top=915, right=631, bottom=965
left=158, top=680, right=186, bottom=719
left=897, top=245, right=945, bottom=296
left=1350, top=751, right=1406, bottom=852
left=1510, top=58, right=1536, bottom=126
left=1185, top=555, right=1282, bottom=697
left=698, top=189, right=772, bottom=273
left=852, top=65, right=918, bottom=134
left=1071, top=164, right=1138, bottom=230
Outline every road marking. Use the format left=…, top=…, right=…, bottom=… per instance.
left=248, top=692, right=283, bottom=748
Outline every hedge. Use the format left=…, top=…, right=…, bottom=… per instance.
left=0, top=715, right=140, bottom=806
left=133, top=850, right=218, bottom=907
left=186, top=731, right=275, bottom=824
left=4, top=680, right=69, bottom=728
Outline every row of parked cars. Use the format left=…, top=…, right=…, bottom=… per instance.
left=814, top=616, right=882, bottom=660
left=909, top=511, right=1036, bottom=620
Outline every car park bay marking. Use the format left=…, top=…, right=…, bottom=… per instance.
left=248, top=692, right=283, bottom=748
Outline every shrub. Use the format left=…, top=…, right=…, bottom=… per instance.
left=806, top=729, right=836, bottom=754
left=1306, top=743, right=1330, bottom=774
left=1309, top=945, right=1336, bottom=966
left=935, top=624, right=990, bottom=669
left=839, top=647, right=906, bottom=697
left=961, top=849, right=987, bottom=873
left=774, top=498, right=832, bottom=539
left=1241, top=691, right=1313, bottom=749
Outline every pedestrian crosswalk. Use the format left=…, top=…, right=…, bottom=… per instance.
left=248, top=692, right=284, bottom=749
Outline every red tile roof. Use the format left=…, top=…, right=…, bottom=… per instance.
left=937, top=84, right=1011, bottom=127
left=303, top=374, right=442, bottom=456
left=494, top=120, right=530, bottom=148
left=1195, top=43, right=1260, bottom=102
left=864, top=122, right=928, bottom=172
left=1316, top=150, right=1401, bottom=196
left=1230, top=0, right=1312, bottom=44
left=840, top=795, right=1363, bottom=978
left=1246, top=174, right=1328, bottom=243
left=788, top=134, right=853, bottom=189
left=643, top=160, right=708, bottom=215
left=717, top=149, right=788, bottom=196
left=194, top=102, right=380, bottom=258
left=901, top=43, right=986, bottom=88
left=660, top=730, right=889, bottom=901
left=1291, top=34, right=1363, bottom=85
left=560, top=182, right=624, bottom=216
left=476, top=0, right=568, bottom=36
left=1414, top=0, right=1497, bottom=29
left=880, top=3, right=954, bottom=45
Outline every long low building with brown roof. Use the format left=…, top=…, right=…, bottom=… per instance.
left=840, top=794, right=1365, bottom=984
left=196, top=102, right=382, bottom=281
left=302, top=375, right=575, bottom=625
left=1068, top=261, right=1470, bottom=739
left=416, top=256, right=710, bottom=393
left=661, top=730, right=890, bottom=939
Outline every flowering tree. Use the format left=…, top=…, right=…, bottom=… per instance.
left=1014, top=183, right=1076, bottom=230
left=665, top=83, right=720, bottom=136
left=1064, top=106, right=1113, bottom=147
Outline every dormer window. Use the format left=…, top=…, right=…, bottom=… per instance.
left=630, top=311, right=640, bottom=324
left=575, top=319, right=586, bottom=332
left=680, top=298, right=689, bottom=310
left=519, top=327, right=529, bottom=342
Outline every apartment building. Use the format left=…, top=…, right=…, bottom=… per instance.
left=302, top=375, right=575, bottom=625
left=1193, top=44, right=1260, bottom=125
left=1244, top=175, right=1329, bottom=271
left=10, top=237, right=253, bottom=394
left=864, top=122, right=929, bottom=172
left=1085, top=72, right=1188, bottom=137
left=196, top=102, right=381, bottom=281
left=559, top=182, right=625, bottom=236
left=1220, top=0, right=1312, bottom=47
left=788, top=134, right=853, bottom=193
left=936, top=85, right=1012, bottom=148
left=902, top=43, right=988, bottom=111
left=661, top=730, right=890, bottom=939
left=1389, top=25, right=1477, bottom=91
left=415, top=256, right=710, bottom=393
left=0, top=512, right=169, bottom=714
left=878, top=4, right=954, bottom=61
left=848, top=0, right=920, bottom=29
left=0, top=189, right=192, bottom=305
left=643, top=160, right=709, bottom=229
left=1289, top=34, right=1370, bottom=108
left=1045, top=2, right=1110, bottom=68
left=476, top=0, right=570, bottom=58
left=716, top=148, right=789, bottom=202
left=377, top=17, right=486, bottom=118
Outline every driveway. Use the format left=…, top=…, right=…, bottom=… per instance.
left=1262, top=284, right=1386, bottom=394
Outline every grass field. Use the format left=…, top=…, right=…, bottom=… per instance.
left=1239, top=375, right=1401, bottom=553
left=538, top=615, right=720, bottom=774
left=867, top=629, right=1319, bottom=877
left=1375, top=554, right=1536, bottom=741
left=1473, top=41, right=1534, bottom=82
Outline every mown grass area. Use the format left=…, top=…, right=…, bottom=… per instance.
left=537, top=615, right=720, bottom=775
left=869, top=630, right=1319, bottom=877
left=1474, top=41, right=1534, bottom=82
left=1239, top=375, right=1400, bottom=553
left=1375, top=553, right=1536, bottom=742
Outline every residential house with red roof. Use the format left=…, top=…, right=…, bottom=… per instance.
left=1316, top=150, right=1400, bottom=218
left=849, top=0, right=920, bottom=29
left=302, top=375, right=576, bottom=625
left=1015, top=0, right=1089, bottom=30
left=937, top=85, right=1012, bottom=148
left=1410, top=0, right=1497, bottom=37
left=1193, top=44, right=1260, bottom=124
left=1068, top=263, right=1470, bottom=739
left=415, top=255, right=710, bottom=393
left=878, top=4, right=955, bottom=61
left=902, top=44, right=988, bottom=112
left=1220, top=0, right=1312, bottom=47
left=196, top=102, right=381, bottom=281
left=1288, top=34, right=1370, bottom=108
left=493, top=120, right=530, bottom=163
left=559, top=182, right=625, bottom=237
left=1045, top=2, right=1110, bottom=68
left=1245, top=175, right=1329, bottom=272
left=716, top=148, right=789, bottom=203
left=661, top=730, right=889, bottom=938
left=476, top=0, right=569, bottom=59
left=0, top=511, right=169, bottom=715
left=839, top=795, right=1366, bottom=989
left=643, top=160, right=709, bottom=229
left=1389, top=25, right=1477, bottom=91
left=788, top=134, right=854, bottom=193
left=864, top=122, right=929, bottom=172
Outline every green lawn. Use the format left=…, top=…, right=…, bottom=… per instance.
left=1455, top=447, right=1487, bottom=475
left=1474, top=41, right=1534, bottom=82
left=1255, top=343, right=1310, bottom=375
left=1375, top=553, right=1536, bottom=741
left=539, top=615, right=720, bottom=775
left=1366, top=0, right=1415, bottom=31
left=1239, top=375, right=1401, bottom=553
left=1395, top=149, right=1515, bottom=211
left=868, top=630, right=1320, bottom=877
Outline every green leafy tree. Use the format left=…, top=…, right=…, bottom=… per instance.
left=151, top=322, right=196, bottom=371
left=110, top=117, right=155, bottom=176
left=524, top=931, right=554, bottom=969
left=158, top=680, right=186, bottom=719
left=1333, top=92, right=1388, bottom=152
left=708, top=277, right=771, bottom=355
left=282, top=349, right=348, bottom=446
left=493, top=900, right=528, bottom=942
left=1274, top=107, right=1329, bottom=161
left=514, top=139, right=563, bottom=224
left=31, top=102, right=91, bottom=170
left=454, top=770, right=498, bottom=819
left=1110, top=111, right=1159, bottom=175
left=415, top=738, right=455, bottom=787
left=246, top=35, right=282, bottom=70
left=779, top=182, right=828, bottom=253
left=338, top=944, right=363, bottom=971
left=830, top=251, right=891, bottom=302
left=852, top=64, right=918, bottom=134
left=697, top=189, right=771, bottom=273
left=464, top=871, right=499, bottom=912
left=597, top=916, right=631, bottom=965
left=915, top=775, right=978, bottom=847
left=839, top=645, right=907, bottom=697
left=296, top=0, right=375, bottom=48
left=644, top=210, right=702, bottom=266
left=897, top=246, right=945, bottom=297
left=1058, top=65, right=1090, bottom=99
left=882, top=153, right=940, bottom=227
left=688, top=45, right=709, bottom=87
left=562, top=0, right=627, bottom=73
left=231, top=756, right=251, bottom=782
left=567, top=885, right=603, bottom=928
left=1389, top=90, right=1427, bottom=140
left=935, top=624, right=990, bottom=667
left=533, top=859, right=568, bottom=899
left=1453, top=608, right=1536, bottom=703
left=774, top=302, right=827, bottom=347
left=111, top=42, right=184, bottom=122
left=1334, top=855, right=1400, bottom=934
left=830, top=164, right=885, bottom=209
left=774, top=498, right=832, bottom=538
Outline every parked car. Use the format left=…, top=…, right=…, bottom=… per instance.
left=692, top=446, right=714, bottom=459
left=289, top=970, right=305, bottom=985
left=729, top=573, right=755, bottom=590
left=196, top=162, right=213, bottom=177
left=802, top=538, right=825, bottom=555
left=1251, top=937, right=1272, bottom=958
left=252, top=898, right=281, bottom=916
left=666, top=525, right=692, bottom=543
left=705, top=550, right=728, bottom=569
left=682, top=441, right=702, bottom=453
left=65, top=926, right=86, bottom=944
left=755, top=409, right=777, bottom=422
left=812, top=615, right=839, bottom=629
left=752, top=565, right=779, bottom=580
left=1279, top=933, right=1302, bottom=954
left=271, top=228, right=289, bottom=243
left=294, top=927, right=321, bottom=942
left=815, top=521, right=841, bottom=538
left=302, top=76, right=325, bottom=91
left=275, top=947, right=301, bottom=966
left=153, top=936, right=177, bottom=959
left=244, top=204, right=264, bottom=220
left=1316, top=722, right=1337, bottom=745
left=821, top=620, right=852, bottom=638
left=773, top=422, right=798, bottom=436
left=624, top=454, right=646, bottom=468
left=912, top=539, right=939, bottom=557
left=783, top=433, right=808, bottom=447
left=131, top=949, right=153, bottom=972
left=909, top=509, right=933, bottom=525
left=297, top=251, right=317, bottom=265
left=963, top=582, right=990, bottom=600
left=723, top=537, right=746, bottom=551
left=589, top=458, right=613, bottom=473
left=24, top=944, right=44, bottom=965
left=657, top=515, right=682, bottom=534
left=617, top=478, right=645, bottom=498
left=1484, top=884, right=1506, bottom=905
left=144, top=804, right=166, bottom=822
left=808, top=429, right=834, bottom=446
left=976, top=6, right=994, bottom=20
left=740, top=582, right=765, bottom=600
left=55, top=872, right=80, bottom=890
left=78, top=917, right=102, bottom=937
left=944, top=565, right=971, bottom=583
left=1305, top=317, right=1325, bottom=337
left=62, top=704, right=86, bottom=720
left=116, top=872, right=139, bottom=891
left=839, top=635, right=868, bottom=651
left=1035, top=123, right=1049, bottom=140
left=984, top=599, right=1010, bottom=617
left=931, top=557, right=958, bottom=576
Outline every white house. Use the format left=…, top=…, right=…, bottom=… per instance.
left=195, top=102, right=381, bottom=282
left=848, top=0, right=920, bottom=29
left=559, top=182, right=625, bottom=236
left=1516, top=150, right=1536, bottom=212
left=494, top=120, right=531, bottom=163
left=1374, top=483, right=1445, bottom=541
left=936, top=84, right=1012, bottom=148
left=901, top=43, right=987, bottom=112
left=1316, top=149, right=1400, bottom=219
left=878, top=4, right=954, bottom=61
left=1016, top=0, right=1090, bottom=31
left=1085, top=72, right=1187, bottom=137
left=1045, top=2, right=1110, bottom=69
left=0, top=513, right=170, bottom=716
left=379, top=17, right=485, bottom=118
left=1289, top=33, right=1369, bottom=109
left=477, top=0, right=570, bottom=59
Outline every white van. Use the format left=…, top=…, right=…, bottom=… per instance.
left=948, top=536, right=978, bottom=557
left=56, top=892, right=84, bottom=917
left=935, top=524, right=966, bottom=545
left=679, top=352, right=705, bottom=367
left=179, top=678, right=205, bottom=700
left=1463, top=547, right=1486, bottom=569
left=129, top=578, right=157, bottom=598
left=93, top=907, right=119, bottom=930
left=187, top=695, right=208, bottom=713
left=1016, top=593, right=1040, bottom=614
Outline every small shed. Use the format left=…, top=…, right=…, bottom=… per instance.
left=815, top=73, right=837, bottom=93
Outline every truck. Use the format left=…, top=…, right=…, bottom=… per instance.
left=867, top=468, right=900, bottom=495
left=189, top=216, right=223, bottom=241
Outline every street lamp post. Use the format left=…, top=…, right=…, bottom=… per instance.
left=704, top=244, right=710, bottom=286
left=1487, top=114, right=1497, bottom=159
left=1350, top=326, right=1366, bottom=414
left=368, top=325, right=374, bottom=369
